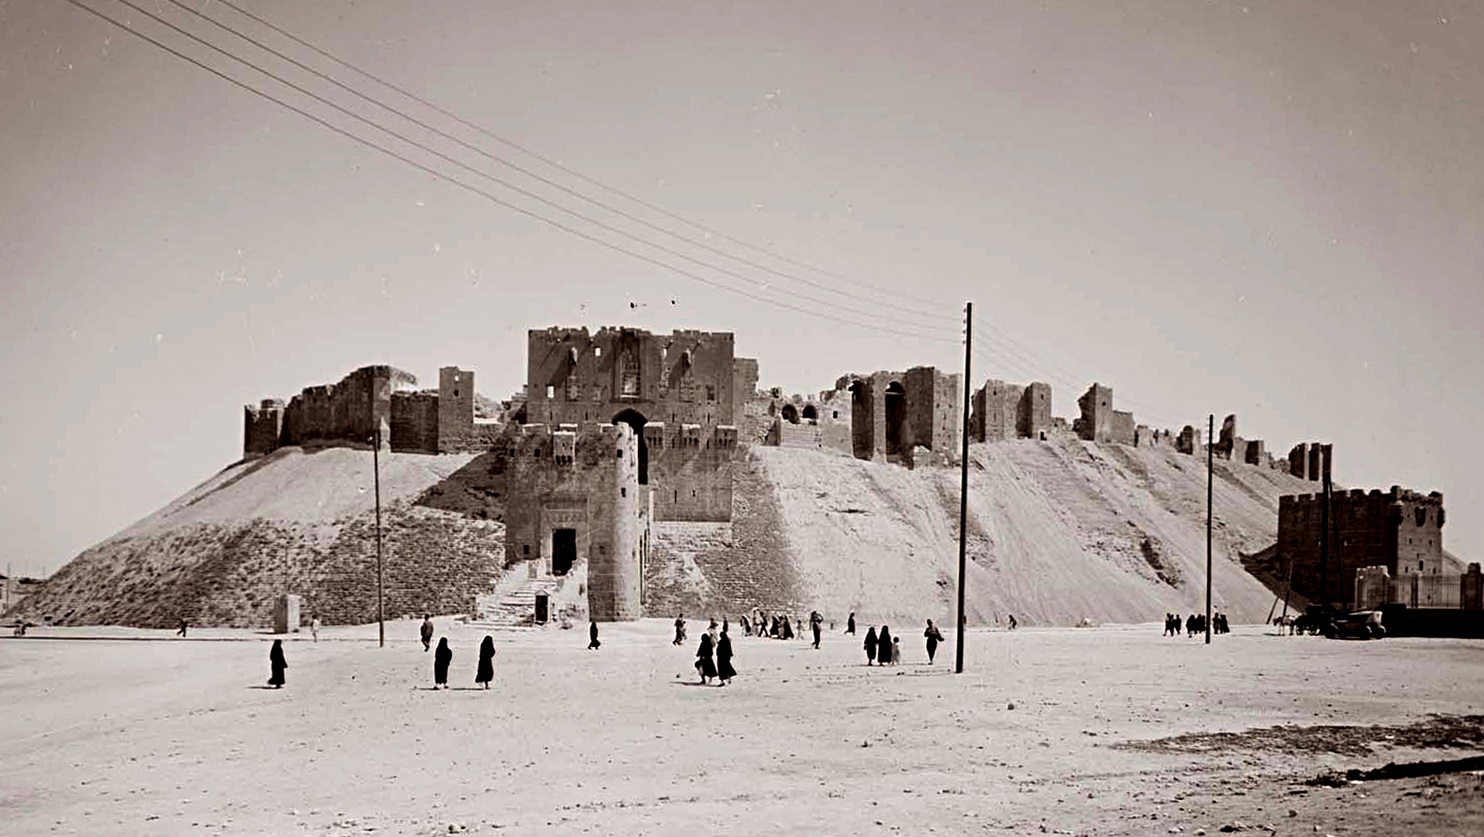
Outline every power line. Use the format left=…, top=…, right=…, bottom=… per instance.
left=81, top=0, right=955, bottom=342
left=166, top=0, right=958, bottom=335
left=102, top=0, right=951, bottom=339
left=59, top=0, right=959, bottom=343
left=209, top=0, right=959, bottom=324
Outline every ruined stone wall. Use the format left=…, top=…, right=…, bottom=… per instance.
left=1176, top=426, right=1203, bottom=455
left=505, top=423, right=644, bottom=620
left=1215, top=414, right=1237, bottom=460
left=971, top=380, right=1016, bottom=442
left=1288, top=442, right=1332, bottom=482
left=1111, top=410, right=1136, bottom=446
left=732, top=357, right=758, bottom=425
left=1074, top=384, right=1115, bottom=443
left=844, top=367, right=958, bottom=466
left=1244, top=439, right=1266, bottom=466
left=817, top=388, right=853, bottom=454
left=1018, top=382, right=1052, bottom=439
left=525, top=326, right=735, bottom=522
left=390, top=391, right=440, bottom=454
left=1278, top=486, right=1445, bottom=606
left=243, top=399, right=284, bottom=459
left=278, top=365, right=415, bottom=447
left=1135, top=425, right=1175, bottom=449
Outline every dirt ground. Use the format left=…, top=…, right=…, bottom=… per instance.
left=2, top=620, right=1481, bottom=836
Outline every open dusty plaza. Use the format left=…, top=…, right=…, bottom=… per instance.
left=3, top=620, right=1482, bottom=836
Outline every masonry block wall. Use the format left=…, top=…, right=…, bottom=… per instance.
left=278, top=365, right=416, bottom=450
left=732, top=357, right=759, bottom=425
left=1019, top=382, right=1052, bottom=439
left=1111, top=410, right=1136, bottom=446
left=390, top=391, right=439, bottom=453
left=843, top=366, right=959, bottom=467
left=243, top=399, right=284, bottom=459
left=1277, top=485, right=1445, bottom=606
left=1245, top=439, right=1266, bottom=466
left=1288, top=442, right=1333, bottom=482
left=523, top=326, right=736, bottom=522
left=1074, top=384, right=1116, bottom=443
left=504, top=423, right=644, bottom=621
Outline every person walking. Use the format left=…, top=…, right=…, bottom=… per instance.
left=924, top=619, right=943, bottom=663
left=716, top=626, right=736, bottom=686
left=309, top=615, right=321, bottom=643
left=673, top=613, right=687, bottom=646
left=433, top=637, right=452, bottom=689
left=809, top=610, right=824, bottom=649
left=176, top=618, right=188, bottom=638
left=890, top=636, right=901, bottom=665
left=877, top=626, right=893, bottom=666
left=588, top=620, right=601, bottom=650
left=864, top=626, right=879, bottom=665
left=1008, top=614, right=1018, bottom=631
left=846, top=612, right=856, bottom=635
left=420, top=615, right=435, bottom=652
left=267, top=640, right=287, bottom=689
left=695, top=631, right=718, bottom=685
left=475, top=635, right=495, bottom=689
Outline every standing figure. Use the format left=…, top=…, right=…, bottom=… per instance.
left=924, top=619, right=943, bottom=663
left=809, top=610, right=824, bottom=649
left=267, top=640, right=287, bottom=688
left=588, top=620, right=601, bottom=650
left=864, top=626, right=879, bottom=665
left=846, top=612, right=856, bottom=635
left=420, top=614, right=435, bottom=651
left=716, top=627, right=736, bottom=686
left=1008, top=614, right=1018, bottom=631
left=695, top=631, right=719, bottom=685
left=673, top=613, right=687, bottom=646
left=310, top=615, right=321, bottom=643
left=475, top=635, right=495, bottom=688
left=891, top=636, right=902, bottom=665
left=176, top=618, right=188, bottom=638
left=433, top=637, right=452, bottom=689
left=877, top=626, right=893, bottom=665
left=780, top=617, right=794, bottom=641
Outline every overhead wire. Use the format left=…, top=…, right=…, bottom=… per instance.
left=60, top=0, right=961, bottom=343
left=207, top=0, right=960, bottom=324
left=74, top=0, right=958, bottom=342
left=166, top=0, right=958, bottom=335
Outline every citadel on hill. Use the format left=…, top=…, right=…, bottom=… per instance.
left=213, top=323, right=1472, bottom=627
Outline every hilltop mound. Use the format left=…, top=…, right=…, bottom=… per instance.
left=15, top=436, right=1315, bottom=629
left=11, top=447, right=505, bottom=628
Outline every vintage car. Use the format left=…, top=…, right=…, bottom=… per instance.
left=1322, top=609, right=1386, bottom=640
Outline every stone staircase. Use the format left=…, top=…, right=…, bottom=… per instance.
left=473, top=561, right=569, bottom=628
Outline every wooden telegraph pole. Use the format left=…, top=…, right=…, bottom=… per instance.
left=1206, top=413, right=1213, bottom=645
left=955, top=302, right=972, bottom=674
left=373, top=426, right=385, bottom=648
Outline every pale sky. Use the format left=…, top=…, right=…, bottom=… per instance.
left=2, top=0, right=1480, bottom=578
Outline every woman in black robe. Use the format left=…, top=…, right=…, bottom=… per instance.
left=587, top=621, right=601, bottom=650
left=924, top=619, right=943, bottom=664
left=475, top=635, right=495, bottom=688
left=695, top=631, right=718, bottom=684
left=434, top=637, right=453, bottom=689
left=268, top=639, right=287, bottom=688
left=877, top=626, right=892, bottom=665
left=864, top=626, right=878, bottom=665
left=716, top=628, right=736, bottom=685
left=780, top=617, right=794, bottom=640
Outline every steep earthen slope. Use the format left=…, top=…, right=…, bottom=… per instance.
left=11, top=448, right=505, bottom=627
left=748, top=437, right=1313, bottom=626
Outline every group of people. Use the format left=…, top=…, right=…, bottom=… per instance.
left=692, top=618, right=736, bottom=686
left=1164, top=612, right=1230, bottom=637
left=860, top=620, right=947, bottom=665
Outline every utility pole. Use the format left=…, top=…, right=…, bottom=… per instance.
left=955, top=302, right=972, bottom=674
left=1319, top=467, right=1330, bottom=608
left=1206, top=413, right=1213, bottom=646
left=373, top=427, right=385, bottom=648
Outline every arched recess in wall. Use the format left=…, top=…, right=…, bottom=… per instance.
left=801, top=404, right=817, bottom=424
left=781, top=403, right=800, bottom=424
left=884, top=381, right=906, bottom=457
left=612, top=408, right=649, bottom=485
left=849, top=380, right=873, bottom=459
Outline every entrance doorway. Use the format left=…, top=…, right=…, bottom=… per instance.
left=612, top=408, right=649, bottom=484
left=884, top=381, right=905, bottom=457
left=552, top=528, right=576, bottom=576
